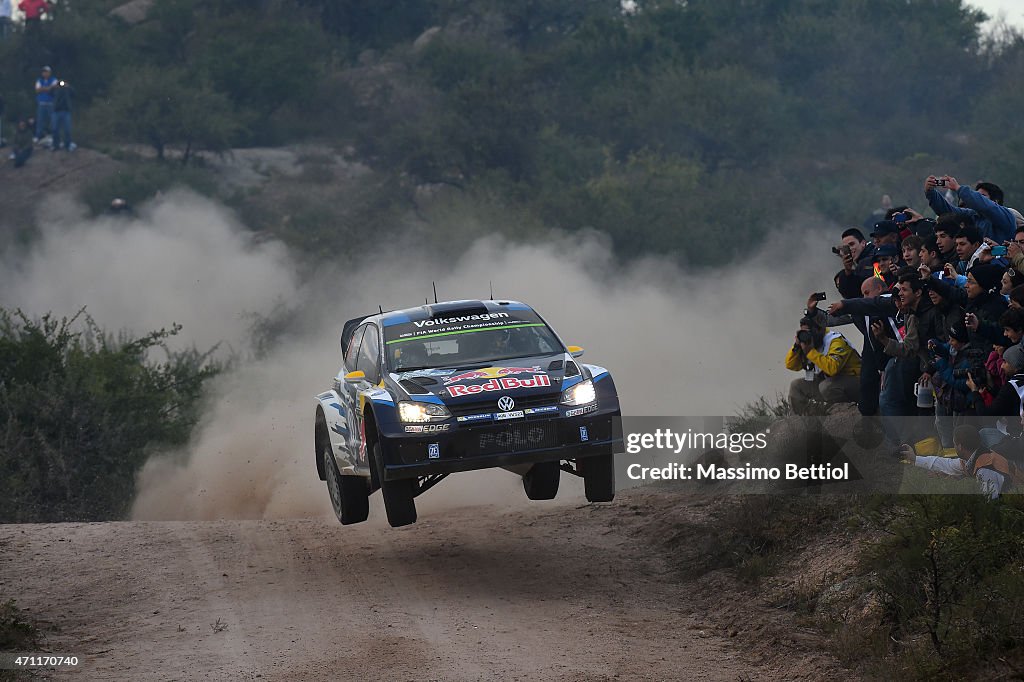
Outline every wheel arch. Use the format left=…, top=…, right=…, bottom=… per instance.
left=315, top=406, right=328, bottom=481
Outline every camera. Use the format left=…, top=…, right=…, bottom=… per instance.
left=811, top=292, right=826, bottom=301
left=991, top=245, right=1008, bottom=257
left=935, top=178, right=947, bottom=187
left=797, top=330, right=813, bottom=345
left=893, top=213, right=907, bottom=223
left=831, top=244, right=853, bottom=257
left=952, top=347, right=987, bottom=384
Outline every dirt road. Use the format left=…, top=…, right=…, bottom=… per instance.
left=1, top=488, right=837, bottom=681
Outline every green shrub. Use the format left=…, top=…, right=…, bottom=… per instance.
left=0, top=309, right=221, bottom=522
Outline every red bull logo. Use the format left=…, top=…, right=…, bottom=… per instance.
left=447, top=375, right=551, bottom=397
left=443, top=366, right=542, bottom=385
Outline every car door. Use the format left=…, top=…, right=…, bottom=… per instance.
left=332, top=324, right=366, bottom=469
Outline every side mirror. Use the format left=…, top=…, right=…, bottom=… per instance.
left=344, top=370, right=366, bottom=384
left=567, top=345, right=585, bottom=359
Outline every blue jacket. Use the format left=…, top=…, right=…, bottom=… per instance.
left=930, top=341, right=974, bottom=412
left=35, top=76, right=56, bottom=104
left=926, top=186, right=1017, bottom=244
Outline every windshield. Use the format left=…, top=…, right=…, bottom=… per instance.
left=384, top=309, right=563, bottom=372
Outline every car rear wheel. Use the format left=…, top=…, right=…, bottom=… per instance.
left=582, top=453, right=615, bottom=502
left=373, top=443, right=417, bottom=527
left=323, top=439, right=370, bottom=525
left=523, top=460, right=560, bottom=500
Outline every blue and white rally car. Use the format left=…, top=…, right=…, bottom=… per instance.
left=314, top=299, right=621, bottom=527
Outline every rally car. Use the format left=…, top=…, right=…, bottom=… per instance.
left=314, top=299, right=622, bottom=527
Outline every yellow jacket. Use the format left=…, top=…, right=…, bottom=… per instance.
left=785, top=331, right=861, bottom=378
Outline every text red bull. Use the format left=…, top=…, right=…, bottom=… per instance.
left=447, top=375, right=552, bottom=397
left=443, top=366, right=542, bottom=384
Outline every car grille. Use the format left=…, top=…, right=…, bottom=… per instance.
left=447, top=393, right=560, bottom=418
left=455, top=421, right=560, bottom=456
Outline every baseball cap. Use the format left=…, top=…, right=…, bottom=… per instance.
left=871, top=220, right=900, bottom=238
left=874, top=244, right=899, bottom=258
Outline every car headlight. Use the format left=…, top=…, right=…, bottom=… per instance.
left=398, top=401, right=451, bottom=423
left=560, top=379, right=596, bottom=406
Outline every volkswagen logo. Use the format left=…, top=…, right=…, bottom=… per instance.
left=497, top=396, right=515, bottom=412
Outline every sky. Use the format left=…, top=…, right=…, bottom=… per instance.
left=971, top=0, right=1024, bottom=30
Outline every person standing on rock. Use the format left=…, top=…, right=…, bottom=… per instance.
left=34, top=65, right=57, bottom=142
left=51, top=78, right=75, bottom=151
left=0, top=0, right=13, bottom=40
left=18, top=0, right=49, bottom=34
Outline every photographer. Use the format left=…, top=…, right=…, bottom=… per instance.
left=813, top=278, right=890, bottom=415
left=926, top=175, right=1017, bottom=245
left=833, top=228, right=877, bottom=299
left=784, top=315, right=861, bottom=415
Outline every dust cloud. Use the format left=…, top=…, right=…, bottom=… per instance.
left=1, top=191, right=844, bottom=520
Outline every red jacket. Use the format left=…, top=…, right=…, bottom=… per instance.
left=19, top=0, right=50, bottom=20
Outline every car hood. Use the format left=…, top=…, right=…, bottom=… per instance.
left=388, top=354, right=577, bottom=404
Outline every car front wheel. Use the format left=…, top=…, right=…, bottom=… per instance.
left=523, top=460, right=560, bottom=500
left=373, top=442, right=417, bottom=527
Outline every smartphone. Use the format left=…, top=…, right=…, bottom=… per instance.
left=812, top=292, right=826, bottom=301
left=991, top=246, right=1008, bottom=257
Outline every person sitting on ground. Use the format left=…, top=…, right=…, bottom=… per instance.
left=12, top=119, right=32, bottom=168
left=784, top=314, right=861, bottom=415
left=900, top=424, right=1022, bottom=499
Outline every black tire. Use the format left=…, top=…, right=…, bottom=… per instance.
left=582, top=453, right=615, bottom=502
left=373, top=443, right=417, bottom=527
left=523, top=460, right=560, bottom=500
left=322, top=438, right=369, bottom=525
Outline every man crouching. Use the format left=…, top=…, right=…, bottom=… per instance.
left=785, top=315, right=862, bottom=415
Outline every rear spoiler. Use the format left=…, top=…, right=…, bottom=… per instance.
left=340, top=315, right=371, bottom=356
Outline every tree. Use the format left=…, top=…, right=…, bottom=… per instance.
left=97, top=66, right=242, bottom=162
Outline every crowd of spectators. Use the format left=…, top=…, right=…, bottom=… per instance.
left=786, top=174, right=1024, bottom=498
left=7, top=64, right=76, bottom=167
